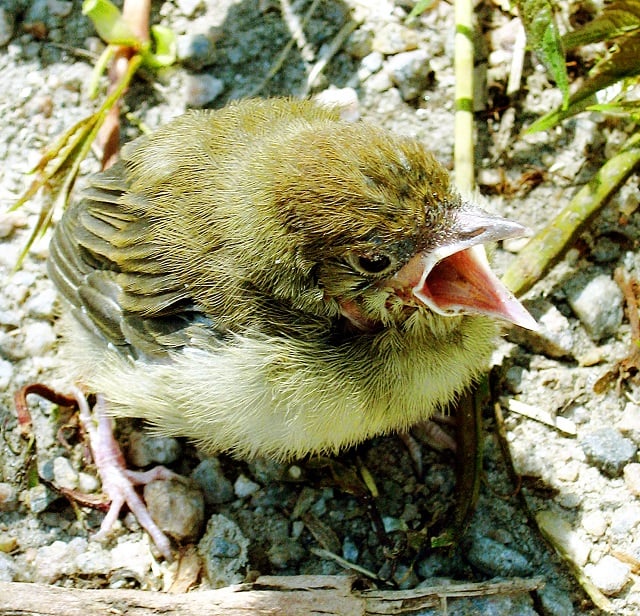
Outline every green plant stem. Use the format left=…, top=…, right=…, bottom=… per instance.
left=454, top=0, right=475, bottom=194
left=502, top=129, right=640, bottom=296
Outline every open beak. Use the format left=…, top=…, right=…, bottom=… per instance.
left=393, top=208, right=537, bottom=330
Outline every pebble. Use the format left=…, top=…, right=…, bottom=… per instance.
left=267, top=537, right=306, bottom=569
left=185, top=73, right=224, bottom=107
left=77, top=471, right=100, bottom=494
left=585, top=555, right=630, bottom=595
left=580, top=427, right=637, bottom=477
left=314, top=87, right=360, bottom=122
left=198, top=514, right=249, bottom=587
left=386, top=49, right=433, bottom=101
left=233, top=474, right=260, bottom=499
left=512, top=299, right=574, bottom=358
left=372, top=23, right=418, bottom=55
left=176, top=0, right=204, bottom=17
left=0, top=358, right=14, bottom=390
left=617, top=402, right=640, bottom=444
left=109, top=539, right=154, bottom=582
left=27, top=483, right=60, bottom=514
left=536, top=510, right=591, bottom=566
left=143, top=479, right=205, bottom=542
left=22, top=320, right=56, bottom=355
left=609, top=503, right=640, bottom=535
left=0, top=482, right=18, bottom=512
left=623, top=462, right=640, bottom=496
left=192, top=457, right=234, bottom=505
left=464, top=535, right=532, bottom=577
left=537, top=583, right=576, bottom=616
left=360, top=51, right=383, bottom=75
left=126, top=432, right=182, bottom=467
left=32, top=537, right=88, bottom=584
left=52, top=455, right=79, bottom=491
left=0, top=8, right=14, bottom=46
left=566, top=273, right=623, bottom=341
left=0, top=553, right=16, bottom=582
left=25, top=287, right=57, bottom=318
left=581, top=510, right=608, bottom=537
left=47, top=0, right=73, bottom=18
left=176, top=33, right=216, bottom=70
left=345, top=28, right=373, bottom=58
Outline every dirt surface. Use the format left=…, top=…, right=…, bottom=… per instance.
left=1, top=0, right=640, bottom=614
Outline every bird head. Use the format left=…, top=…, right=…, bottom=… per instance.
left=237, top=119, right=535, bottom=335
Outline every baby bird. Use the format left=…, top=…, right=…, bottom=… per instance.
left=50, top=97, right=534, bottom=459
left=47, top=98, right=534, bottom=555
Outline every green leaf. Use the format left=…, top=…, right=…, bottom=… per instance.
left=406, top=0, right=438, bottom=21
left=142, top=25, right=177, bottom=69
left=10, top=55, right=142, bottom=268
left=563, top=0, right=640, bottom=49
left=82, top=0, right=141, bottom=48
left=528, top=34, right=640, bottom=131
left=589, top=98, right=640, bottom=117
left=515, top=0, right=569, bottom=106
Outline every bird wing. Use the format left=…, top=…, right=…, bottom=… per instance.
left=48, top=163, right=219, bottom=361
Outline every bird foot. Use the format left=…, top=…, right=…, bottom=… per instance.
left=69, top=386, right=179, bottom=560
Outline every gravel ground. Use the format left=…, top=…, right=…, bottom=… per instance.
left=1, top=0, right=640, bottom=614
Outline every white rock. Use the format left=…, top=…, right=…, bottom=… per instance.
left=585, top=555, right=630, bottom=595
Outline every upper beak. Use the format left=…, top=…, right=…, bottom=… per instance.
left=392, top=208, right=537, bottom=330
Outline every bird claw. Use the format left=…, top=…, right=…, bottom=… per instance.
left=69, top=387, right=179, bottom=561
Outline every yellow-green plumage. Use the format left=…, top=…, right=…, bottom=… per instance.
left=49, top=98, right=527, bottom=460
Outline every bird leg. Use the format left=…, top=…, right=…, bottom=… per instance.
left=15, top=383, right=179, bottom=560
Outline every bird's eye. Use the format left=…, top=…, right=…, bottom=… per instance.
left=350, top=253, right=395, bottom=275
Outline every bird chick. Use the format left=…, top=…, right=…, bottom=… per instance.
left=49, top=97, right=534, bottom=463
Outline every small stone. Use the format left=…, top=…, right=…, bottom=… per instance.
left=581, top=510, right=607, bottom=537
left=176, top=0, right=204, bottom=17
left=25, top=287, right=57, bottom=318
left=27, top=483, right=60, bottom=513
left=624, top=463, right=640, bottom=497
left=185, top=73, right=224, bottom=107
left=110, top=539, right=154, bottom=581
left=267, top=538, right=306, bottom=569
left=511, top=299, right=574, bottom=358
left=314, top=87, right=360, bottom=122
left=580, top=427, right=637, bottom=477
left=126, top=432, right=181, bottom=467
left=176, top=33, right=216, bottom=70
left=465, top=535, right=532, bottom=577
left=52, top=456, right=79, bottom=491
left=387, top=49, right=433, bottom=101
left=360, top=51, right=383, bottom=74
left=0, top=358, right=14, bottom=391
left=536, top=583, right=576, bottom=616
left=566, top=274, right=623, bottom=341
left=0, top=552, right=16, bottom=582
left=0, top=483, right=18, bottom=512
left=22, top=321, right=56, bottom=355
left=609, top=503, right=640, bottom=535
left=585, top=555, right=630, bottom=595
left=372, top=23, right=418, bottom=55
left=192, top=458, right=234, bottom=505
left=618, top=402, right=640, bottom=444
left=234, top=474, right=260, bottom=499
left=536, top=510, right=590, bottom=566
left=0, top=8, right=15, bottom=46
left=345, top=28, right=373, bottom=58
left=47, top=0, right=73, bottom=17
left=77, top=472, right=100, bottom=494
left=143, top=479, right=205, bottom=542
left=198, top=514, right=249, bottom=588
left=364, top=70, right=393, bottom=93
